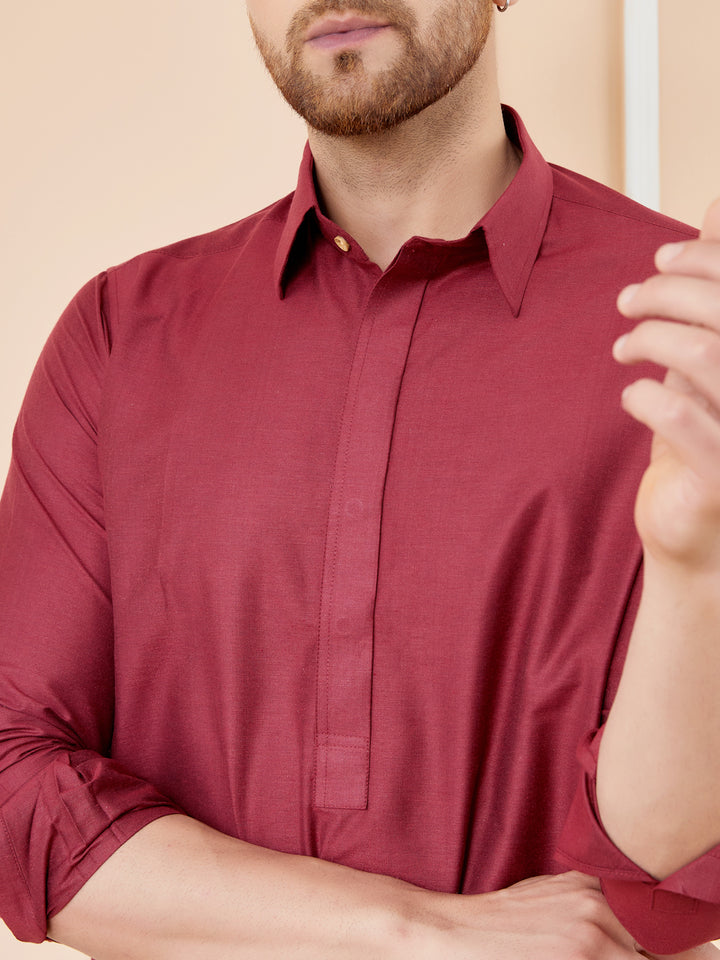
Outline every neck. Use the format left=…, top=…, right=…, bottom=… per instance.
left=307, top=37, right=519, bottom=271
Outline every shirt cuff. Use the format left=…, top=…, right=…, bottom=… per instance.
left=555, top=728, right=720, bottom=953
left=0, top=751, right=183, bottom=943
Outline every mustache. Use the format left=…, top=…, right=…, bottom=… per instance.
left=286, top=0, right=417, bottom=46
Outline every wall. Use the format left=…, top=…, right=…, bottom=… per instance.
left=659, top=1, right=720, bottom=225
left=1, top=1, right=719, bottom=955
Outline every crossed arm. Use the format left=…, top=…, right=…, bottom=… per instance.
left=3, top=199, right=720, bottom=958
left=46, top=201, right=720, bottom=959
left=47, top=814, right=711, bottom=960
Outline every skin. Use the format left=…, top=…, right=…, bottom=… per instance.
left=47, top=0, right=720, bottom=956
left=249, top=0, right=494, bottom=137
left=598, top=202, right=720, bottom=877
left=46, top=816, right=719, bottom=959
left=247, top=0, right=520, bottom=268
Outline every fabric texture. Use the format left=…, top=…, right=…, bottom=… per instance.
left=0, top=108, right=717, bottom=950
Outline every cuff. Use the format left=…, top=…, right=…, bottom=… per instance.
left=0, top=752, right=183, bottom=943
left=556, top=729, right=720, bottom=953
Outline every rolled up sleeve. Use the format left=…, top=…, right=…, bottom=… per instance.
left=0, top=276, right=181, bottom=943
left=556, top=728, right=720, bottom=953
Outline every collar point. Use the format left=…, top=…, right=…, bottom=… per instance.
left=274, top=276, right=287, bottom=301
left=505, top=291, right=525, bottom=317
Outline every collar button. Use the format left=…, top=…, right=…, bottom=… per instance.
left=333, top=235, right=351, bottom=253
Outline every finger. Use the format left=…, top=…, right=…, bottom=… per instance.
left=551, top=875, right=641, bottom=956
left=504, top=874, right=553, bottom=890
left=556, top=870, right=603, bottom=891
left=645, top=945, right=720, bottom=960
left=507, top=871, right=602, bottom=892
left=701, top=196, right=720, bottom=242
left=655, top=238, right=720, bottom=281
left=613, top=319, right=720, bottom=412
left=621, top=377, right=720, bottom=483
left=617, top=275, right=720, bottom=332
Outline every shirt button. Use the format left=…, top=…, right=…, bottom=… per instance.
left=333, top=236, right=351, bottom=253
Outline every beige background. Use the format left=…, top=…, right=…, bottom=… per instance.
left=1, top=1, right=719, bottom=955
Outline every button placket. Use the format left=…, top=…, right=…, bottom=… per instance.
left=314, top=271, right=430, bottom=810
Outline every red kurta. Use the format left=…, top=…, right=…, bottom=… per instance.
left=1, top=109, right=717, bottom=951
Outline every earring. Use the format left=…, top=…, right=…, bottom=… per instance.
left=497, top=1, right=511, bottom=10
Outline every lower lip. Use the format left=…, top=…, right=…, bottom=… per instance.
left=307, top=25, right=391, bottom=50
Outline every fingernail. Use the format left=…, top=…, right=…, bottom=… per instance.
left=617, top=284, right=640, bottom=311
left=655, top=241, right=686, bottom=268
left=613, top=334, right=628, bottom=359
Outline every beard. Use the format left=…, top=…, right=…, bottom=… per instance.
left=250, top=0, right=494, bottom=137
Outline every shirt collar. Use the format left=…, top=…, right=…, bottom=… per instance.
left=274, top=106, right=553, bottom=316
left=273, top=142, right=318, bottom=298
left=480, top=107, right=554, bottom=315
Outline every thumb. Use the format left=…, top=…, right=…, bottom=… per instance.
left=643, top=946, right=720, bottom=960
left=700, top=196, right=720, bottom=241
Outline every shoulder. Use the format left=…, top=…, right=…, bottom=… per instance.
left=106, top=191, right=294, bottom=289
left=95, top=192, right=295, bottom=335
left=148, top=194, right=294, bottom=262
left=549, top=164, right=697, bottom=243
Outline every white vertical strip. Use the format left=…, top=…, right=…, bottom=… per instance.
left=624, top=0, right=661, bottom=209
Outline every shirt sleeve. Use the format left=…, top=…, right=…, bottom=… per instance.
left=556, top=727, right=720, bottom=953
left=0, top=275, right=182, bottom=943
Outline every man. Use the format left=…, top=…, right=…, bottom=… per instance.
left=1, top=0, right=720, bottom=956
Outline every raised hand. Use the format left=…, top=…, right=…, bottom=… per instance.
left=613, top=199, right=720, bottom=569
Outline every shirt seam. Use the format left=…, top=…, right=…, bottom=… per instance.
left=159, top=214, right=293, bottom=261
left=550, top=193, right=695, bottom=236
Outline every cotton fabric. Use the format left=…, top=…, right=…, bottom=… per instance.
left=0, top=109, right=717, bottom=951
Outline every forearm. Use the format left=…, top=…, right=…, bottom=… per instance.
left=47, top=814, right=432, bottom=960
left=603, top=213, right=720, bottom=880
left=49, top=823, right=682, bottom=960
left=597, top=553, right=720, bottom=878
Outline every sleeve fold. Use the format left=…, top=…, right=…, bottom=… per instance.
left=0, top=275, right=183, bottom=943
left=1, top=755, right=180, bottom=942
left=556, top=728, right=720, bottom=952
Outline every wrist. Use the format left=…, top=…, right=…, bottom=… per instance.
left=378, top=886, right=462, bottom=959
left=636, top=498, right=720, bottom=577
left=641, top=546, right=720, bottom=617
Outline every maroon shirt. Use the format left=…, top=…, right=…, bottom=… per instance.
left=0, top=109, right=718, bottom=951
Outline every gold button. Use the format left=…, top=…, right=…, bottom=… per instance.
left=333, top=235, right=351, bottom=253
